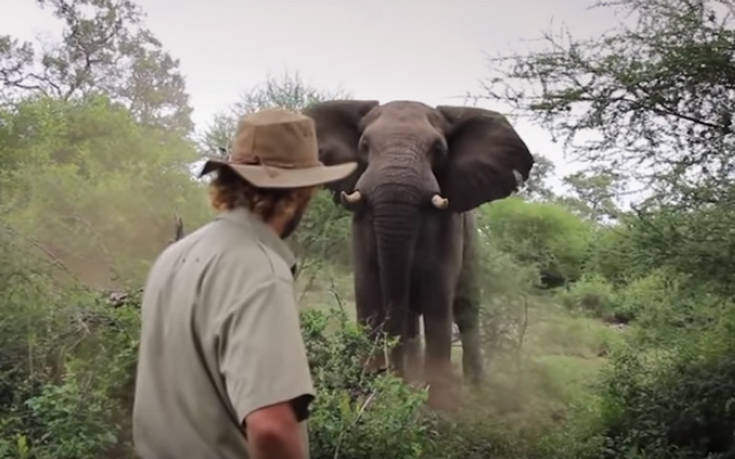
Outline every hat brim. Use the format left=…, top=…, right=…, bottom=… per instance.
left=199, top=158, right=358, bottom=189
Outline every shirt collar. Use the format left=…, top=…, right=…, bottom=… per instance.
left=215, top=206, right=298, bottom=272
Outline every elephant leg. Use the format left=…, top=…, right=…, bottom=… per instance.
left=418, top=268, right=456, bottom=409
left=404, top=309, right=422, bottom=383
left=455, top=211, right=485, bottom=384
left=385, top=298, right=411, bottom=377
left=454, top=294, right=484, bottom=385
left=423, top=307, right=456, bottom=409
left=352, top=218, right=386, bottom=372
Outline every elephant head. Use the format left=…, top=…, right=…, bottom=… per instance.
left=302, top=100, right=533, bottom=372
left=304, top=100, right=533, bottom=213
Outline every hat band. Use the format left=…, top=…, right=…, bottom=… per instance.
left=234, top=155, right=278, bottom=177
left=232, top=154, right=320, bottom=170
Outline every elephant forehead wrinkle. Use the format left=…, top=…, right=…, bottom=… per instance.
left=370, top=131, right=425, bottom=149
left=372, top=163, right=423, bottom=182
left=382, top=149, right=423, bottom=163
left=372, top=187, right=424, bottom=200
left=371, top=148, right=423, bottom=170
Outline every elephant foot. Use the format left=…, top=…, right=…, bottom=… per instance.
left=463, top=359, right=486, bottom=386
left=403, top=337, right=423, bottom=384
left=459, top=327, right=485, bottom=386
left=426, top=379, right=462, bottom=413
left=424, top=364, right=462, bottom=412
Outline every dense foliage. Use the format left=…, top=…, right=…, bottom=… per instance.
left=482, top=0, right=735, bottom=208
left=0, top=95, right=211, bottom=288
left=0, top=0, right=193, bottom=133
left=3, top=0, right=735, bottom=458
left=301, top=308, right=430, bottom=459
left=0, top=230, right=140, bottom=458
left=478, top=197, right=593, bottom=287
left=475, top=1, right=735, bottom=457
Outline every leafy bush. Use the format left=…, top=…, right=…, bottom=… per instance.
left=557, top=273, right=619, bottom=321
left=424, top=412, right=529, bottom=459
left=0, top=95, right=211, bottom=288
left=1, top=270, right=435, bottom=459
left=0, top=281, right=140, bottom=459
left=300, top=307, right=431, bottom=459
left=615, top=269, right=730, bottom=347
left=624, top=204, right=735, bottom=297
left=534, top=314, right=624, bottom=359
left=581, top=223, right=638, bottom=285
left=478, top=197, right=593, bottom=287
left=558, top=267, right=713, bottom=327
left=474, top=235, right=541, bottom=356
left=594, top=313, right=735, bottom=459
left=291, top=189, right=352, bottom=271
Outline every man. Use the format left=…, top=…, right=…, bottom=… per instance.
left=132, top=108, right=356, bottom=458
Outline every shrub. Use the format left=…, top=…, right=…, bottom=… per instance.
left=291, top=189, right=352, bottom=271
left=0, top=281, right=140, bottom=459
left=1, top=280, right=436, bottom=459
left=0, top=96, right=211, bottom=288
left=581, top=223, right=638, bottom=285
left=423, top=412, right=528, bottom=459
left=594, top=313, right=735, bottom=458
left=478, top=197, right=593, bottom=287
left=620, top=269, right=730, bottom=347
left=300, top=307, right=431, bottom=459
left=557, top=274, right=619, bottom=321
left=474, top=237, right=541, bottom=356
left=624, top=204, right=735, bottom=297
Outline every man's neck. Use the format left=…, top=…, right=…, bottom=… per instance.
left=267, top=216, right=286, bottom=238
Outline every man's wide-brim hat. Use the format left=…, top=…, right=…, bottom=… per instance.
left=199, top=108, right=356, bottom=188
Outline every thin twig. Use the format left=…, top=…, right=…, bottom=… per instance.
left=516, top=295, right=530, bottom=372
left=0, top=221, right=79, bottom=283
left=333, top=389, right=379, bottom=459
left=328, top=277, right=344, bottom=312
left=297, top=272, right=318, bottom=304
left=358, top=325, right=387, bottom=385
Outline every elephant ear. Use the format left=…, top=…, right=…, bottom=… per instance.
left=302, top=100, right=379, bottom=203
left=437, top=106, right=534, bottom=213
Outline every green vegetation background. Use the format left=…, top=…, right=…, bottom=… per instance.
left=2, top=1, right=734, bottom=458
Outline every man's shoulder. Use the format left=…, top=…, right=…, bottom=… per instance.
left=193, top=218, right=293, bottom=283
left=145, top=215, right=294, bottom=298
left=223, top=236, right=294, bottom=284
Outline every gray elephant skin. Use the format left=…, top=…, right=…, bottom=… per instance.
left=303, top=100, right=534, bottom=407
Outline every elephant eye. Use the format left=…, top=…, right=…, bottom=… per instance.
left=359, top=136, right=370, bottom=153
left=431, top=138, right=448, bottom=161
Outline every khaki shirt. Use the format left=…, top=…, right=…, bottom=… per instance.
left=132, top=207, right=315, bottom=459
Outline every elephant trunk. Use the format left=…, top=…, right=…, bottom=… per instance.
left=369, top=181, right=423, bottom=375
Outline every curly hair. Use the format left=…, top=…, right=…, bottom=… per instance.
left=208, top=166, right=315, bottom=222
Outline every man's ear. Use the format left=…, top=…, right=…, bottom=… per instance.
left=303, top=100, right=379, bottom=204
left=436, top=106, right=534, bottom=212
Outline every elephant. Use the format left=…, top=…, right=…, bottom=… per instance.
left=302, top=100, right=534, bottom=406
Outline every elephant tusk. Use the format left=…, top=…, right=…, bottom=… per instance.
left=340, top=190, right=363, bottom=205
left=431, top=194, right=449, bottom=209
left=512, top=169, right=524, bottom=188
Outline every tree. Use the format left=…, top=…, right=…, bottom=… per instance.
left=0, top=0, right=193, bottom=133
left=516, top=153, right=558, bottom=202
left=558, top=168, right=625, bottom=222
left=199, top=70, right=349, bottom=157
left=478, top=197, right=593, bottom=287
left=0, top=95, right=210, bottom=288
left=478, top=0, right=735, bottom=209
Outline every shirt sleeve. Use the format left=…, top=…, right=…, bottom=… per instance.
left=217, top=276, right=315, bottom=425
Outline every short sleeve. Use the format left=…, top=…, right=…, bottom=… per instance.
left=217, top=276, right=315, bottom=425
